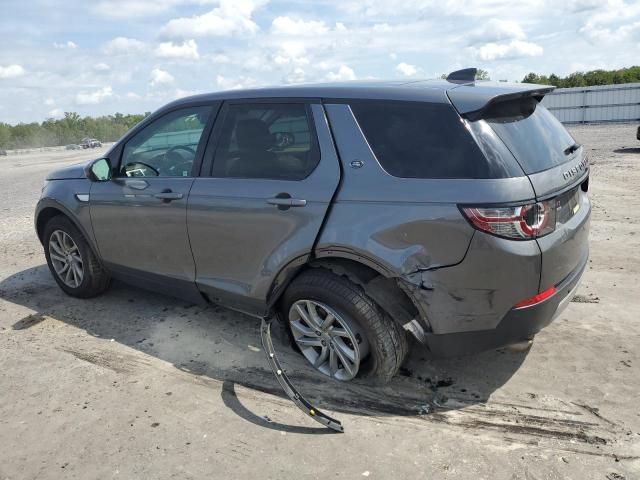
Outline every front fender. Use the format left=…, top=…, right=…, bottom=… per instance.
left=35, top=179, right=98, bottom=256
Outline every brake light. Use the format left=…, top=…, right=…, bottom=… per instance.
left=461, top=200, right=556, bottom=240
left=513, top=286, right=556, bottom=308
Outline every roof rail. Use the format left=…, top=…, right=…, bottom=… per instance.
left=446, top=68, right=477, bottom=83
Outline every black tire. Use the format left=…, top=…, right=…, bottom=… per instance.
left=282, top=268, right=408, bottom=384
left=43, top=215, right=110, bottom=298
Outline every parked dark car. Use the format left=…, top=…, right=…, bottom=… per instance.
left=80, top=138, right=102, bottom=149
left=0, top=149, right=7, bottom=156
left=35, top=69, right=590, bottom=383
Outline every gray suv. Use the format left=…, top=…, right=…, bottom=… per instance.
left=35, top=70, right=590, bottom=383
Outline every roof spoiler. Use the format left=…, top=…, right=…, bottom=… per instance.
left=447, top=83, right=555, bottom=121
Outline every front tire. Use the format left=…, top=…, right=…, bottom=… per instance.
left=282, top=269, right=408, bottom=384
left=43, top=216, right=110, bottom=298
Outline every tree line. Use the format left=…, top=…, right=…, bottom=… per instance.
left=522, top=66, right=640, bottom=88
left=0, top=112, right=149, bottom=150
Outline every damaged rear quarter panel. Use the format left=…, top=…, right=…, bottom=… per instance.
left=402, top=232, right=541, bottom=334
left=320, top=103, right=539, bottom=334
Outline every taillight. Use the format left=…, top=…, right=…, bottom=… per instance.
left=461, top=200, right=556, bottom=240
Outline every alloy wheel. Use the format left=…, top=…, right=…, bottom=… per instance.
left=288, top=299, right=369, bottom=381
left=48, top=230, right=84, bottom=288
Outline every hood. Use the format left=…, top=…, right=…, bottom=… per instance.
left=45, top=160, right=92, bottom=180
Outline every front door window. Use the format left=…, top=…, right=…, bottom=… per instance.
left=120, top=107, right=211, bottom=177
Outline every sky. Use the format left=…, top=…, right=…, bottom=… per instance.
left=1, top=0, right=639, bottom=124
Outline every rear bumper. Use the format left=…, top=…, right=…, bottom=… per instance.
left=424, top=253, right=587, bottom=357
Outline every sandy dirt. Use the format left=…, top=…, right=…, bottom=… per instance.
left=0, top=125, right=639, bottom=479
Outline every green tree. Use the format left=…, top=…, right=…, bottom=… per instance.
left=522, top=66, right=640, bottom=87
left=475, top=68, right=490, bottom=80
left=0, top=112, right=146, bottom=150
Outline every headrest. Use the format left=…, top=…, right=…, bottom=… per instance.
left=236, top=119, right=273, bottom=151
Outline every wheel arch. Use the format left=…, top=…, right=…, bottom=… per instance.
left=35, top=201, right=101, bottom=264
left=268, top=255, right=423, bottom=331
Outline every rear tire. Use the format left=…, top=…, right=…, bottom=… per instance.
left=43, top=215, right=110, bottom=298
left=282, top=268, right=408, bottom=384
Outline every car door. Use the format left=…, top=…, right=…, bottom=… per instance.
left=90, top=104, right=216, bottom=302
left=188, top=102, right=341, bottom=316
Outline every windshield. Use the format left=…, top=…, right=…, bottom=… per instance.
left=485, top=100, right=576, bottom=174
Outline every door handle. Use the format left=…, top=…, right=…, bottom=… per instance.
left=267, top=197, right=307, bottom=207
left=154, top=191, right=183, bottom=201
left=123, top=179, right=149, bottom=190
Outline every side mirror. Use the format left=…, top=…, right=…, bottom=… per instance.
left=85, top=158, right=112, bottom=182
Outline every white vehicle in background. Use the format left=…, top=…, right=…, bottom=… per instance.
left=80, top=138, right=102, bottom=149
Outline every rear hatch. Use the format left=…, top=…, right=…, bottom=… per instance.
left=449, top=84, right=591, bottom=290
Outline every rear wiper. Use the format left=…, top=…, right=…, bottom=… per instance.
left=564, top=143, right=581, bottom=155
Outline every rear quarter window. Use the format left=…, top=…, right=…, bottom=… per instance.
left=350, top=101, right=513, bottom=179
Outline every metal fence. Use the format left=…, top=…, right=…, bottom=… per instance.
left=541, top=82, right=640, bottom=124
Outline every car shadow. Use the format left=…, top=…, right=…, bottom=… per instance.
left=0, top=265, right=529, bottom=433
left=613, top=147, right=640, bottom=154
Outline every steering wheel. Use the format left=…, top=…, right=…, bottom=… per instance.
left=163, top=146, right=196, bottom=176
left=165, top=145, right=196, bottom=162
left=124, top=161, right=159, bottom=177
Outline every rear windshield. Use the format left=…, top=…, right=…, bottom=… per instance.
left=485, top=100, right=576, bottom=174
left=351, top=101, right=513, bottom=179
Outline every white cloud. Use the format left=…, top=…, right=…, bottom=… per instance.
left=3, top=0, right=640, bottom=124
left=150, top=68, right=175, bottom=87
left=372, top=23, right=392, bottom=33
left=76, top=86, right=113, bottom=105
left=210, top=53, right=230, bottom=63
left=0, top=64, right=25, bottom=79
left=44, top=98, right=55, bottom=106
left=271, top=17, right=329, bottom=35
left=215, top=74, right=257, bottom=90
left=48, top=108, right=64, bottom=118
left=340, top=0, right=548, bottom=18
left=93, top=62, right=111, bottom=72
left=285, top=67, right=306, bottom=84
left=273, top=42, right=309, bottom=66
left=476, top=40, right=543, bottom=61
left=325, top=65, right=356, bottom=82
left=54, top=41, right=77, bottom=49
left=565, top=0, right=601, bottom=13
left=155, top=40, right=200, bottom=60
left=103, top=37, right=146, bottom=55
left=578, top=1, right=640, bottom=43
left=162, top=0, right=265, bottom=37
left=396, top=62, right=418, bottom=76
left=92, top=0, right=217, bottom=18
left=173, top=88, right=198, bottom=99
left=470, top=19, right=526, bottom=44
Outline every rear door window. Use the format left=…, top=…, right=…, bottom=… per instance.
left=485, top=100, right=576, bottom=174
left=210, top=103, right=320, bottom=180
left=350, top=101, right=509, bottom=179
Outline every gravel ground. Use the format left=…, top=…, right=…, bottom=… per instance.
left=0, top=124, right=639, bottom=479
